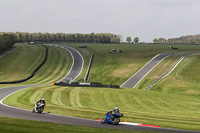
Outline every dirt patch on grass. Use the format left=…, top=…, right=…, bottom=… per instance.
left=112, top=63, right=139, bottom=77
left=185, top=89, right=200, bottom=95
left=79, top=48, right=90, bottom=57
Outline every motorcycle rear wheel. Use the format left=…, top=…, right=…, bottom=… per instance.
left=112, top=118, right=120, bottom=125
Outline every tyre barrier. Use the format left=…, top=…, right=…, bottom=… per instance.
left=54, top=82, right=120, bottom=89
left=0, top=45, right=48, bottom=84
left=84, top=53, right=94, bottom=82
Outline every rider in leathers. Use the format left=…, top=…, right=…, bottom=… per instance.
left=110, top=107, right=119, bottom=119
left=35, top=98, right=45, bottom=112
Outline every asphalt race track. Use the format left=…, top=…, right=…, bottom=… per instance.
left=57, top=45, right=84, bottom=82
left=0, top=46, right=199, bottom=133
left=121, top=53, right=171, bottom=88
left=0, top=86, right=199, bottom=133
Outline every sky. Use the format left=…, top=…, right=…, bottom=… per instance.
left=0, top=0, right=200, bottom=42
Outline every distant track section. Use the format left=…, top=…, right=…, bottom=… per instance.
left=57, top=45, right=84, bottom=82
left=0, top=45, right=48, bottom=84
left=121, top=53, right=171, bottom=88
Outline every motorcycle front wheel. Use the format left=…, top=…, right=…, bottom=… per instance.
left=101, top=117, right=106, bottom=124
left=38, top=107, right=44, bottom=114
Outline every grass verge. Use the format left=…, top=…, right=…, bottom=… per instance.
left=0, top=44, right=45, bottom=82
left=3, top=85, right=200, bottom=131
left=0, top=44, right=72, bottom=84
left=0, top=117, right=145, bottom=133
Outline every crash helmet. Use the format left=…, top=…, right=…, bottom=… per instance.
left=42, top=98, right=45, bottom=101
left=115, top=107, right=118, bottom=110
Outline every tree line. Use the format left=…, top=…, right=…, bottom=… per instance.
left=153, top=38, right=182, bottom=44
left=126, top=36, right=139, bottom=44
left=0, top=32, right=121, bottom=44
left=0, top=34, right=15, bottom=50
left=153, top=34, right=200, bottom=44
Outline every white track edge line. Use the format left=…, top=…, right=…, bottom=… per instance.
left=132, top=55, right=170, bottom=88
left=120, top=54, right=161, bottom=87
left=163, top=56, right=184, bottom=78
left=57, top=46, right=74, bottom=82
left=0, top=86, right=93, bottom=121
left=57, top=45, right=84, bottom=82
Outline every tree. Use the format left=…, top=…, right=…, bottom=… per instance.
left=110, top=37, right=120, bottom=44
left=0, top=34, right=15, bottom=50
left=153, top=38, right=158, bottom=43
left=0, top=35, right=6, bottom=49
left=158, top=38, right=166, bottom=44
left=134, top=37, right=139, bottom=44
left=126, top=36, right=132, bottom=43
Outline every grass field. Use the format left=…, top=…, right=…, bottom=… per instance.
left=3, top=85, right=200, bottom=130
left=0, top=117, right=145, bottom=133
left=67, top=44, right=165, bottom=85
left=1, top=43, right=200, bottom=131
left=150, top=55, right=200, bottom=96
left=24, top=45, right=73, bottom=84
left=0, top=43, right=72, bottom=84
left=67, top=44, right=200, bottom=85
left=0, top=44, right=45, bottom=82
left=135, top=55, right=182, bottom=90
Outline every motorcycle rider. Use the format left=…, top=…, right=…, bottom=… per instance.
left=102, top=107, right=122, bottom=124
left=35, top=98, right=45, bottom=112
left=110, top=107, right=120, bottom=119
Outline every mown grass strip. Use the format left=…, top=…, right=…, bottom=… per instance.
left=3, top=86, right=200, bottom=130
left=0, top=45, right=48, bottom=84
left=23, top=45, right=72, bottom=84
left=0, top=117, right=144, bottom=133
left=2, top=44, right=200, bottom=131
left=150, top=55, right=200, bottom=96
left=0, top=44, right=45, bottom=82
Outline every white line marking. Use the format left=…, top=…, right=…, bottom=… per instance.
left=163, top=56, right=184, bottom=78
left=132, top=55, right=170, bottom=88
left=0, top=86, right=39, bottom=111
left=121, top=54, right=170, bottom=88
left=120, top=54, right=161, bottom=87
left=57, top=46, right=75, bottom=82
left=119, top=122, right=141, bottom=126
left=57, top=45, right=84, bottom=82
left=0, top=86, right=95, bottom=122
left=72, top=46, right=84, bottom=82
left=145, top=56, right=184, bottom=90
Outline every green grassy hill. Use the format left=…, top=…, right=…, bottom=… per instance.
left=1, top=43, right=200, bottom=131
left=0, top=43, right=72, bottom=84
left=0, top=44, right=45, bottom=82
left=67, top=44, right=200, bottom=85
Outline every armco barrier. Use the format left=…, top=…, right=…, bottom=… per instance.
left=54, top=82, right=120, bottom=89
left=84, top=53, right=94, bottom=82
left=0, top=45, right=48, bottom=84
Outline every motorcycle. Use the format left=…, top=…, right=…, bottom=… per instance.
left=32, top=103, right=45, bottom=114
left=101, top=111, right=123, bottom=125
